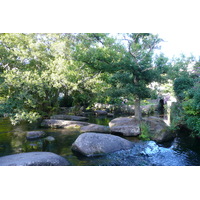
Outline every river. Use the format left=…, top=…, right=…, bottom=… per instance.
left=1, top=115, right=200, bottom=166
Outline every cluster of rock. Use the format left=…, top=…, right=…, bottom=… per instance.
left=59, top=102, right=157, bottom=118
left=40, top=114, right=174, bottom=157
left=0, top=113, right=175, bottom=165
left=93, top=103, right=157, bottom=115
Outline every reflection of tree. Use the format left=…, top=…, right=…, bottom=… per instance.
left=0, top=118, right=13, bottom=156
left=10, top=126, right=27, bottom=153
left=21, top=140, right=44, bottom=152
left=0, top=118, right=80, bottom=158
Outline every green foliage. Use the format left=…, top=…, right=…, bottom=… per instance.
left=167, top=55, right=195, bottom=80
left=170, top=102, right=185, bottom=132
left=139, top=122, right=151, bottom=140
left=3, top=32, right=198, bottom=127
left=182, top=82, right=200, bottom=136
left=173, top=76, right=194, bottom=101
left=74, top=33, right=164, bottom=120
left=171, top=57, right=200, bottom=136
left=0, top=33, right=108, bottom=124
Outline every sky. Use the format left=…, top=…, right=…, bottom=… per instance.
left=155, top=32, right=200, bottom=59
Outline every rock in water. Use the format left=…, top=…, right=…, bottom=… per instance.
left=109, top=117, right=140, bottom=136
left=44, top=136, right=55, bottom=142
left=50, top=115, right=88, bottom=121
left=0, top=152, right=70, bottom=166
left=71, top=132, right=134, bottom=157
left=26, top=131, right=46, bottom=140
left=41, top=119, right=90, bottom=128
left=80, top=124, right=110, bottom=133
left=94, top=110, right=108, bottom=115
left=143, top=116, right=175, bottom=143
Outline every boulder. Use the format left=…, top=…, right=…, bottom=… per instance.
left=71, top=132, right=134, bottom=157
left=41, top=119, right=90, bottom=129
left=109, top=117, right=140, bottom=136
left=26, top=131, right=46, bottom=140
left=94, top=110, right=108, bottom=116
left=0, top=152, right=70, bottom=166
left=143, top=116, right=175, bottom=143
left=50, top=115, right=88, bottom=121
left=80, top=124, right=110, bottom=133
left=44, top=136, right=55, bottom=142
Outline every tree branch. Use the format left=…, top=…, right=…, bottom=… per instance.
left=141, top=66, right=156, bottom=72
left=78, top=71, right=102, bottom=86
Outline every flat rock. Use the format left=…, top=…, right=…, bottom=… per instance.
left=80, top=124, right=110, bottom=133
left=0, top=152, right=70, bottom=166
left=107, top=113, right=114, bottom=117
left=94, top=110, right=108, bottom=115
left=109, top=117, right=140, bottom=136
left=26, top=131, right=46, bottom=140
left=41, top=119, right=90, bottom=129
left=50, top=115, right=88, bottom=121
left=71, top=132, right=134, bottom=157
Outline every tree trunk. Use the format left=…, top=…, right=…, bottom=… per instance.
left=134, top=96, right=142, bottom=121
left=133, top=76, right=142, bottom=121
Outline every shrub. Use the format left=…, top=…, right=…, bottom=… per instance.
left=139, top=122, right=151, bottom=140
left=173, top=76, right=194, bottom=101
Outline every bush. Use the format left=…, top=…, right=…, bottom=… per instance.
left=171, top=81, right=200, bottom=136
left=182, top=83, right=200, bottom=136
left=173, top=76, right=194, bottom=101
left=139, top=122, right=151, bottom=140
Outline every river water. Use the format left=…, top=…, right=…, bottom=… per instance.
left=1, top=115, right=200, bottom=166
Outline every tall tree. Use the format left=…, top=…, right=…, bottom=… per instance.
left=116, top=33, right=162, bottom=120
left=0, top=33, right=106, bottom=124
left=74, top=33, right=162, bottom=120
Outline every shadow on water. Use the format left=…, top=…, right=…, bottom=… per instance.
left=1, top=114, right=200, bottom=166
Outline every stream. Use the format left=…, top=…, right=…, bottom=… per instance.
left=1, top=115, right=200, bottom=166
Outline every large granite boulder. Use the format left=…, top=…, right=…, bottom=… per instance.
left=26, top=131, right=46, bottom=140
left=71, top=132, right=134, bottom=157
left=41, top=119, right=90, bottom=129
left=143, top=116, right=175, bottom=143
left=80, top=124, right=110, bottom=133
left=0, top=152, right=70, bottom=166
left=109, top=117, right=140, bottom=136
left=50, top=115, right=88, bottom=121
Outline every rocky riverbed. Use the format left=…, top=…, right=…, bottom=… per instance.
left=1, top=114, right=200, bottom=166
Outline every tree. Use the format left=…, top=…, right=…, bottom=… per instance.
left=0, top=33, right=72, bottom=124
left=116, top=33, right=163, bottom=120
left=74, top=33, right=163, bottom=120
left=166, top=54, right=195, bottom=80
left=182, top=81, right=200, bottom=136
left=171, top=58, right=200, bottom=136
left=0, top=33, right=106, bottom=124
